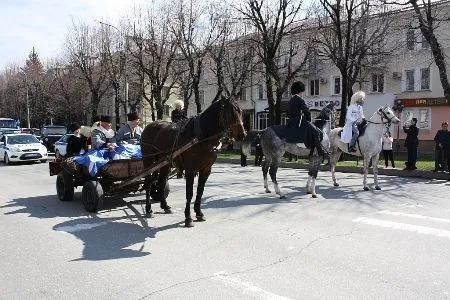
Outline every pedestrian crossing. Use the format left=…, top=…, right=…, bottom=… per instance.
left=353, top=211, right=450, bottom=239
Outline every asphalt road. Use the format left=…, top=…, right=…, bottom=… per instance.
left=0, top=162, right=449, bottom=300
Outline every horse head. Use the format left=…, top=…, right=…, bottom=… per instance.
left=219, top=95, right=247, bottom=141
left=377, top=104, right=400, bottom=125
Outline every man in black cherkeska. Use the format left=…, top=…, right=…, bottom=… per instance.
left=286, top=81, right=328, bottom=158
left=403, top=117, right=419, bottom=170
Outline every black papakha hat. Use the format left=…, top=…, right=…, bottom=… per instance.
left=68, top=122, right=80, bottom=133
left=100, top=115, right=111, bottom=123
left=127, top=112, right=140, bottom=121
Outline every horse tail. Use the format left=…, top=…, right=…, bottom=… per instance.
left=241, top=130, right=262, bottom=156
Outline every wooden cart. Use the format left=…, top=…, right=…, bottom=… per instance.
left=49, top=139, right=197, bottom=213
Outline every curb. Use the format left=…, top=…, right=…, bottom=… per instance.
left=216, top=158, right=450, bottom=181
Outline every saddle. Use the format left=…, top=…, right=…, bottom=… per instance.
left=284, top=121, right=321, bottom=148
left=338, top=119, right=368, bottom=150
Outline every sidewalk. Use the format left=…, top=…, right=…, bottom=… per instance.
left=216, top=158, right=450, bottom=181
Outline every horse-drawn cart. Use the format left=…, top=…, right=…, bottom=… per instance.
left=49, top=139, right=197, bottom=213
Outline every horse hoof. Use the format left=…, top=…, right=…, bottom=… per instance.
left=307, top=190, right=312, bottom=194
left=265, top=190, right=271, bottom=193
left=146, top=212, right=154, bottom=218
left=312, top=194, right=317, bottom=198
left=164, top=208, right=173, bottom=214
left=363, top=187, right=369, bottom=191
left=333, top=183, right=339, bottom=187
left=185, top=219, right=194, bottom=227
left=196, top=215, right=206, bottom=222
left=279, top=195, right=286, bottom=199
left=375, top=186, right=381, bottom=190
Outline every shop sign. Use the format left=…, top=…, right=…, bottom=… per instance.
left=306, top=99, right=341, bottom=110
left=401, top=98, right=449, bottom=107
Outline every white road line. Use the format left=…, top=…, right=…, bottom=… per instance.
left=212, top=271, right=291, bottom=300
left=379, top=211, right=450, bottom=223
left=353, top=217, right=450, bottom=238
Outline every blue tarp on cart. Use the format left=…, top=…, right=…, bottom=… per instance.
left=73, top=144, right=142, bottom=177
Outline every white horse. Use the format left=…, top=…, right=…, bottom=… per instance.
left=329, top=104, right=400, bottom=191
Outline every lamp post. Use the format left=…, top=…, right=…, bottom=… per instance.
left=392, top=99, right=404, bottom=155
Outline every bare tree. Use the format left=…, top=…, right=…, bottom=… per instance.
left=65, top=20, right=110, bottom=123
left=207, top=10, right=257, bottom=102
left=312, top=0, right=393, bottom=126
left=128, top=3, right=180, bottom=120
left=382, top=0, right=450, bottom=104
left=171, top=0, right=219, bottom=114
left=237, top=0, right=311, bottom=125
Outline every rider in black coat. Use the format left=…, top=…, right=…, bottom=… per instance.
left=287, top=81, right=328, bottom=158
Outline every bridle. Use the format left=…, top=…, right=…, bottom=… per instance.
left=218, top=100, right=244, bottom=135
left=367, top=107, right=397, bottom=125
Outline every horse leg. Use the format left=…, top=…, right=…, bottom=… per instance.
left=144, top=175, right=153, bottom=218
left=262, top=159, right=271, bottom=193
left=363, top=157, right=370, bottom=191
left=372, top=155, right=381, bottom=190
left=193, top=169, right=211, bottom=222
left=307, top=155, right=321, bottom=198
left=306, top=176, right=312, bottom=194
left=330, top=150, right=342, bottom=187
left=184, top=173, right=195, bottom=227
left=269, top=163, right=285, bottom=199
left=158, top=167, right=172, bottom=214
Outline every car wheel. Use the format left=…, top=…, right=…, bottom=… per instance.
left=55, top=150, right=61, bottom=159
left=4, top=153, right=12, bottom=165
left=40, top=159, right=47, bottom=163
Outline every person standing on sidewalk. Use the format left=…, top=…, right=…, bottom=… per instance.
left=382, top=130, right=395, bottom=168
left=403, top=117, right=419, bottom=170
left=433, top=122, right=449, bottom=172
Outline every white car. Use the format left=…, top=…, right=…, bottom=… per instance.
left=0, top=134, right=48, bottom=164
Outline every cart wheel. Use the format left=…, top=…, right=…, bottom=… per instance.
left=81, top=180, right=104, bottom=213
left=56, top=170, right=74, bottom=201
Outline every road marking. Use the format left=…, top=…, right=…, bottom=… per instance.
left=212, top=271, right=291, bottom=300
left=353, top=217, right=450, bottom=238
left=379, top=211, right=450, bottom=223
left=54, top=221, right=108, bottom=233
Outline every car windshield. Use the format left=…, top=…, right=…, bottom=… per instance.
left=0, top=119, right=18, bottom=128
left=44, top=127, right=67, bottom=135
left=8, top=135, right=40, bottom=144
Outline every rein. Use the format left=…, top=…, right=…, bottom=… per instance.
left=367, top=109, right=396, bottom=125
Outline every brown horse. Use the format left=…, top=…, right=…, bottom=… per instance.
left=141, top=96, right=246, bottom=227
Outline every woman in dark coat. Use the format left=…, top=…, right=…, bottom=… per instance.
left=403, top=117, right=419, bottom=170
left=171, top=100, right=187, bottom=123
left=66, top=123, right=88, bottom=158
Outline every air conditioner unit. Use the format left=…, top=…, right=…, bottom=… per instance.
left=393, top=72, right=402, bottom=80
left=320, top=77, right=327, bottom=84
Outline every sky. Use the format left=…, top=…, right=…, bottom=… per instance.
left=0, top=0, right=146, bottom=70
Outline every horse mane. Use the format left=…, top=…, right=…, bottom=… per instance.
left=313, top=103, right=334, bottom=129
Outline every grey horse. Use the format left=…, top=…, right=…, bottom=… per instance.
left=242, top=103, right=335, bottom=198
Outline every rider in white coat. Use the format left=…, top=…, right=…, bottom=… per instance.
left=341, top=91, right=366, bottom=152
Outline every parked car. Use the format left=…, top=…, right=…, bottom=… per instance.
left=54, top=134, right=73, bottom=159
left=41, top=125, right=67, bottom=153
left=0, top=133, right=48, bottom=164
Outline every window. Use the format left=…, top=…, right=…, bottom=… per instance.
left=402, top=108, right=431, bottom=129
left=199, top=90, right=204, bottom=105
left=163, top=105, right=170, bottom=117
left=420, top=68, right=430, bottom=90
left=333, top=77, right=341, bottom=94
left=257, top=112, right=268, bottom=130
left=405, top=70, right=415, bottom=91
left=240, top=87, right=246, bottom=101
left=258, top=84, right=264, bottom=100
left=282, top=87, right=290, bottom=99
left=310, top=79, right=319, bottom=96
left=371, top=74, right=384, bottom=93
left=421, top=35, right=430, bottom=49
left=406, top=29, right=415, bottom=50
left=161, top=86, right=170, bottom=99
